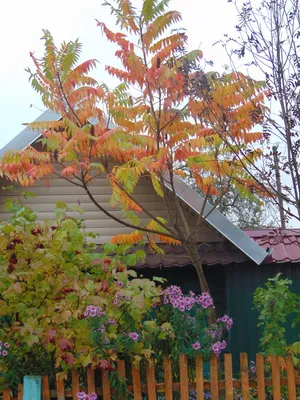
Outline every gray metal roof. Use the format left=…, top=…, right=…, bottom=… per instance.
left=0, top=110, right=61, bottom=158
left=0, top=111, right=269, bottom=265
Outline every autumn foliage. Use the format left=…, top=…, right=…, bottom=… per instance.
left=0, top=0, right=269, bottom=292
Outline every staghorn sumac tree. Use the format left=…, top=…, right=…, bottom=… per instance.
left=0, top=0, right=269, bottom=294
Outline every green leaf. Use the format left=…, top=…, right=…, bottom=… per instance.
left=56, top=201, right=68, bottom=210
left=123, top=253, right=137, bottom=266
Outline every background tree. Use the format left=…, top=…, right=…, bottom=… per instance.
left=195, top=179, right=278, bottom=229
left=221, top=0, right=300, bottom=225
left=0, top=0, right=268, bottom=294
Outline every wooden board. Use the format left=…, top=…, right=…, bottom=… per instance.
left=179, top=354, right=189, bottom=400
left=224, top=353, right=233, bottom=400
left=196, top=356, right=204, bottom=400
left=164, top=356, right=173, bottom=400
left=240, top=353, right=250, bottom=400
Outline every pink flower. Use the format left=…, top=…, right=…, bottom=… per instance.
left=192, top=341, right=201, bottom=350
left=2, top=350, right=8, bottom=356
left=117, top=280, right=123, bottom=288
left=4, top=342, right=10, bottom=348
left=128, top=332, right=139, bottom=341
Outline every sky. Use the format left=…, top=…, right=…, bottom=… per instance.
left=0, top=0, right=239, bottom=149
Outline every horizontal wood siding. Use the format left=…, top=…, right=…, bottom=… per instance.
left=0, top=175, right=222, bottom=243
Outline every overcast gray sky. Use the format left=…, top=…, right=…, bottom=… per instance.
left=0, top=0, right=238, bottom=149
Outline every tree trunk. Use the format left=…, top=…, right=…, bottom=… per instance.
left=184, top=242, right=217, bottom=323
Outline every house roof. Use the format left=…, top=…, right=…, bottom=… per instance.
left=0, top=110, right=269, bottom=265
left=245, top=228, right=300, bottom=264
left=136, top=228, right=300, bottom=268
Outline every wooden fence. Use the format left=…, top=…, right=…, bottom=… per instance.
left=1, top=353, right=300, bottom=399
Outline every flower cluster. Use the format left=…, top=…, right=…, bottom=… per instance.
left=250, top=360, right=256, bottom=374
left=161, top=286, right=214, bottom=312
left=192, top=341, right=201, bottom=350
left=128, top=332, right=139, bottom=341
left=84, top=305, right=105, bottom=318
left=195, top=292, right=214, bottom=309
left=113, top=293, right=132, bottom=306
left=217, top=315, right=233, bottom=330
left=0, top=341, right=10, bottom=357
left=77, top=392, right=97, bottom=400
left=211, top=340, right=227, bottom=355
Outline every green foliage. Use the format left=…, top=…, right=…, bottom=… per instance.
left=253, top=273, right=300, bottom=356
left=0, top=200, right=161, bottom=389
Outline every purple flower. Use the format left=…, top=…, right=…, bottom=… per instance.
left=106, top=318, right=116, bottom=325
left=117, top=280, right=123, bottom=288
left=251, top=361, right=256, bottom=374
left=192, top=341, right=201, bottom=350
left=77, top=391, right=97, bottom=400
left=4, top=342, right=10, bottom=348
left=77, top=392, right=88, bottom=400
left=2, top=350, right=8, bottom=357
left=83, top=305, right=105, bottom=318
left=128, top=332, right=139, bottom=341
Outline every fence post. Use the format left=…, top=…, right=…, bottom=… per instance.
left=256, top=354, right=265, bottom=400
left=87, top=367, right=96, bottom=394
left=71, top=371, right=80, bottom=400
left=3, top=389, right=11, bottom=400
left=240, top=353, right=250, bottom=400
left=102, top=369, right=111, bottom=400
left=196, top=356, right=204, bottom=400
left=164, top=355, right=173, bottom=400
left=17, top=384, right=23, bottom=400
left=42, top=376, right=50, bottom=400
left=271, top=356, right=281, bottom=400
left=56, top=374, right=65, bottom=400
left=132, top=361, right=142, bottom=400
left=146, top=358, right=157, bottom=400
left=224, top=354, right=233, bottom=400
left=179, top=354, right=189, bottom=400
left=210, top=355, right=219, bottom=400
left=286, top=356, right=296, bottom=400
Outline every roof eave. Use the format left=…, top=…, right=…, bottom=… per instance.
left=163, top=174, right=269, bottom=265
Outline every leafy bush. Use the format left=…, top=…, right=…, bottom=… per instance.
left=253, top=273, right=300, bottom=356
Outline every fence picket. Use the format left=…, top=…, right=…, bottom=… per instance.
left=224, top=353, right=233, bottom=400
left=17, top=384, right=23, bottom=400
left=180, top=354, right=189, bottom=400
left=3, top=388, right=11, bottom=400
left=256, top=353, right=265, bottom=400
left=286, top=356, right=296, bottom=400
left=87, top=367, right=95, bottom=394
left=271, top=356, right=281, bottom=400
left=56, top=374, right=65, bottom=400
left=146, top=358, right=156, bottom=400
left=132, top=362, right=142, bottom=400
left=117, top=360, right=126, bottom=400
left=102, top=369, right=111, bottom=400
left=210, top=355, right=219, bottom=400
left=240, top=353, right=250, bottom=400
left=42, top=376, right=51, bottom=400
left=72, top=370, right=80, bottom=400
left=196, top=355, right=204, bottom=400
left=164, top=356, right=173, bottom=400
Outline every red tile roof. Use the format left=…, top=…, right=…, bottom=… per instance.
left=136, top=229, right=300, bottom=268
left=244, top=229, right=300, bottom=264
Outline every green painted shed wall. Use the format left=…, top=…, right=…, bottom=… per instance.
left=226, top=262, right=300, bottom=370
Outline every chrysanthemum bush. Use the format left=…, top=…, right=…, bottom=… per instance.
left=85, top=284, right=233, bottom=366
